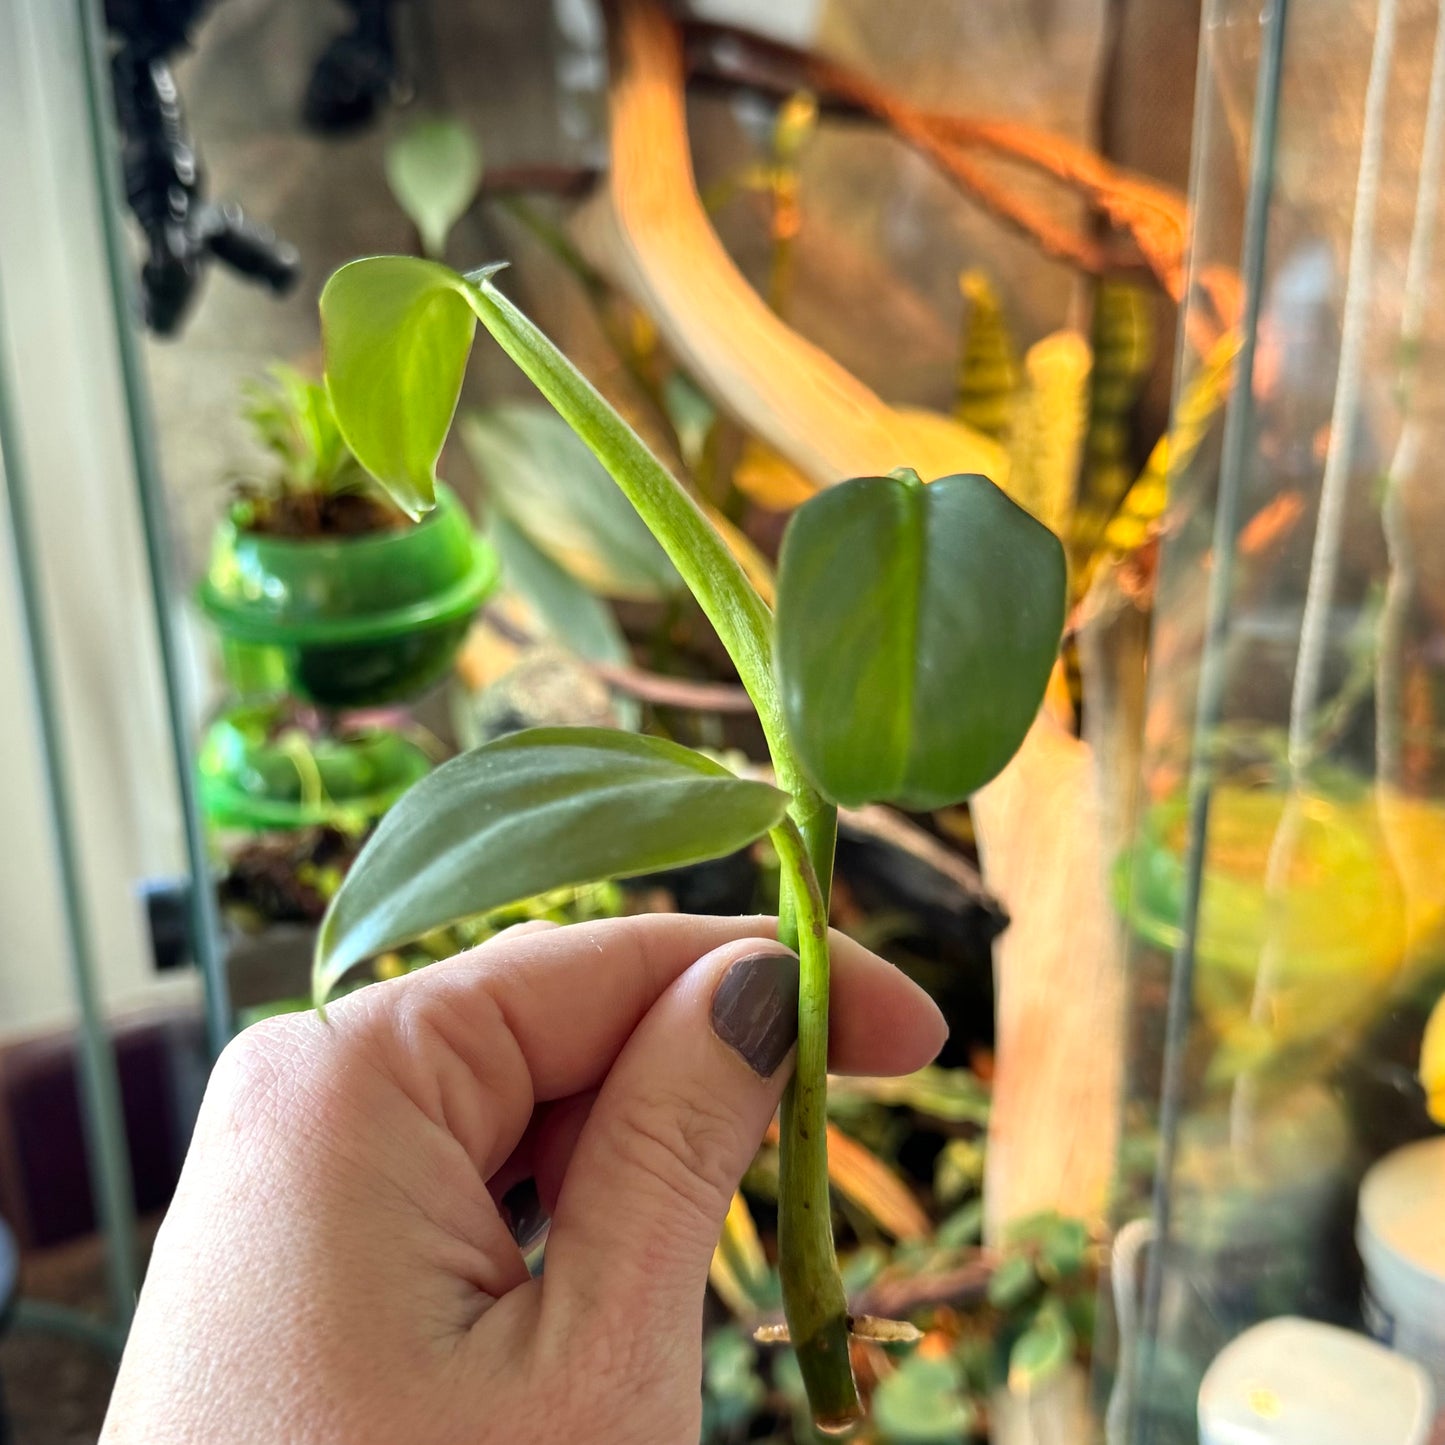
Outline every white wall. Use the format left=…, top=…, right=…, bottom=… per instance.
left=0, top=0, right=201, bottom=1038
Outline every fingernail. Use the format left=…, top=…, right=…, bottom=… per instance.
left=710, top=951, right=800, bottom=1078
left=501, top=1178, right=548, bottom=1249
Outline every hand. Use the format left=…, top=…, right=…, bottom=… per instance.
left=102, top=914, right=946, bottom=1444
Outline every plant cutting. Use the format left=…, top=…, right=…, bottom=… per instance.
left=311, top=255, right=1066, bottom=1432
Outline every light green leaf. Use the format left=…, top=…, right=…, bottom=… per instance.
left=385, top=117, right=483, bottom=259
left=313, top=727, right=788, bottom=1001
left=320, top=256, right=483, bottom=518
left=489, top=513, right=640, bottom=729
left=874, top=1356, right=978, bottom=1444
left=986, top=1253, right=1040, bottom=1312
left=776, top=469, right=1066, bottom=811
left=1007, top=1299, right=1075, bottom=1394
left=463, top=403, right=681, bottom=601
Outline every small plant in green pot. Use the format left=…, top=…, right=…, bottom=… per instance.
left=200, top=365, right=499, bottom=709
left=311, top=257, right=1067, bottom=1433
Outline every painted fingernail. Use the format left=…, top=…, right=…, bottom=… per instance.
left=710, top=951, right=800, bottom=1078
left=501, top=1178, right=548, bottom=1249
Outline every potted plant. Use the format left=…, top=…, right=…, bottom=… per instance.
left=307, top=256, right=1067, bottom=1432
left=199, top=365, right=498, bottom=709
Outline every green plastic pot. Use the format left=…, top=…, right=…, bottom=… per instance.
left=1116, top=784, right=1406, bottom=1063
left=200, top=485, right=498, bottom=708
left=198, top=703, right=433, bottom=833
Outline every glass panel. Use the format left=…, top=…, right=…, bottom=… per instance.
left=1108, top=1, right=1445, bottom=1438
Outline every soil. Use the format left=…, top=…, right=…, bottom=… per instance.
left=218, top=826, right=362, bottom=926
left=242, top=490, right=408, bottom=538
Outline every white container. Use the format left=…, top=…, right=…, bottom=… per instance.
left=1197, top=1317, right=1434, bottom=1445
left=1358, top=1137, right=1445, bottom=1399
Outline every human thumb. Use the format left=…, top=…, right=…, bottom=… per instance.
left=540, top=937, right=799, bottom=1339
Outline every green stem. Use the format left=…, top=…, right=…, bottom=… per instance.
left=772, top=816, right=859, bottom=1433
left=463, top=270, right=857, bottom=1427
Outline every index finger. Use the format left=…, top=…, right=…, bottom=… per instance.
left=324, top=912, right=943, bottom=1180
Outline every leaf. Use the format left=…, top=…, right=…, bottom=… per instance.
left=873, top=1356, right=978, bottom=1444
left=733, top=439, right=817, bottom=510
left=986, top=1253, right=1040, bottom=1312
left=1424, top=990, right=1445, bottom=1125
left=829, top=1067, right=991, bottom=1126
left=1037, top=1216, right=1090, bottom=1282
left=935, top=1198, right=985, bottom=1250
left=710, top=1191, right=776, bottom=1315
left=953, top=269, right=1021, bottom=442
left=462, top=402, right=681, bottom=601
left=775, top=470, right=1067, bottom=810
left=489, top=514, right=640, bottom=729
left=320, top=256, right=481, bottom=518
left=384, top=117, right=483, bottom=259
left=313, top=727, right=789, bottom=1000
left=1006, top=331, right=1092, bottom=537
left=823, top=1124, right=931, bottom=1241
left=1007, top=1299, right=1075, bottom=1394
left=662, top=371, right=716, bottom=472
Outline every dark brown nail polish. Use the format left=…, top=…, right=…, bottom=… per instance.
left=710, top=951, right=800, bottom=1078
left=502, top=1178, right=548, bottom=1249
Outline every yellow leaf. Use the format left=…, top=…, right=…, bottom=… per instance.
left=732, top=439, right=816, bottom=510
left=1006, top=331, right=1092, bottom=535
left=954, top=269, right=1022, bottom=442
left=709, top=1190, right=772, bottom=1315
left=1422, top=993, right=1445, bottom=1125
left=891, top=408, right=1012, bottom=492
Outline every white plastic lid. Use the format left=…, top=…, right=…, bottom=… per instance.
left=1197, top=1318, right=1434, bottom=1445
left=1358, top=1137, right=1445, bottom=1285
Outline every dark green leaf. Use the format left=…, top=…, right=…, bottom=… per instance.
left=1007, top=1299, right=1075, bottom=1394
left=987, top=1253, right=1041, bottom=1312
left=873, top=1356, right=978, bottom=1444
left=320, top=256, right=484, bottom=518
left=384, top=117, right=483, bottom=259
left=775, top=469, right=1066, bottom=809
left=463, top=403, right=681, bottom=601
left=313, top=727, right=789, bottom=1000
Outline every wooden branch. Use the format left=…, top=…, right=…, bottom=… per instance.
left=574, top=0, right=1007, bottom=489
left=854, top=1255, right=995, bottom=1318
left=682, top=19, right=1190, bottom=296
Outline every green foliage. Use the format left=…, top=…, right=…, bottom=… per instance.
left=238, top=365, right=370, bottom=502
left=873, top=1356, right=978, bottom=1444
left=954, top=269, right=1021, bottom=442
left=384, top=116, right=483, bottom=259
left=933, top=1140, right=987, bottom=1207
left=986, top=1253, right=1040, bottom=1312
left=831, top=1068, right=992, bottom=1127
left=1007, top=1297, right=1075, bottom=1395
left=462, top=402, right=681, bottom=601
left=320, top=257, right=482, bottom=518
left=702, top=1327, right=768, bottom=1439
left=485, top=513, right=641, bottom=730
left=312, top=727, right=788, bottom=1000
left=934, top=1199, right=985, bottom=1250
left=775, top=468, right=1066, bottom=810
